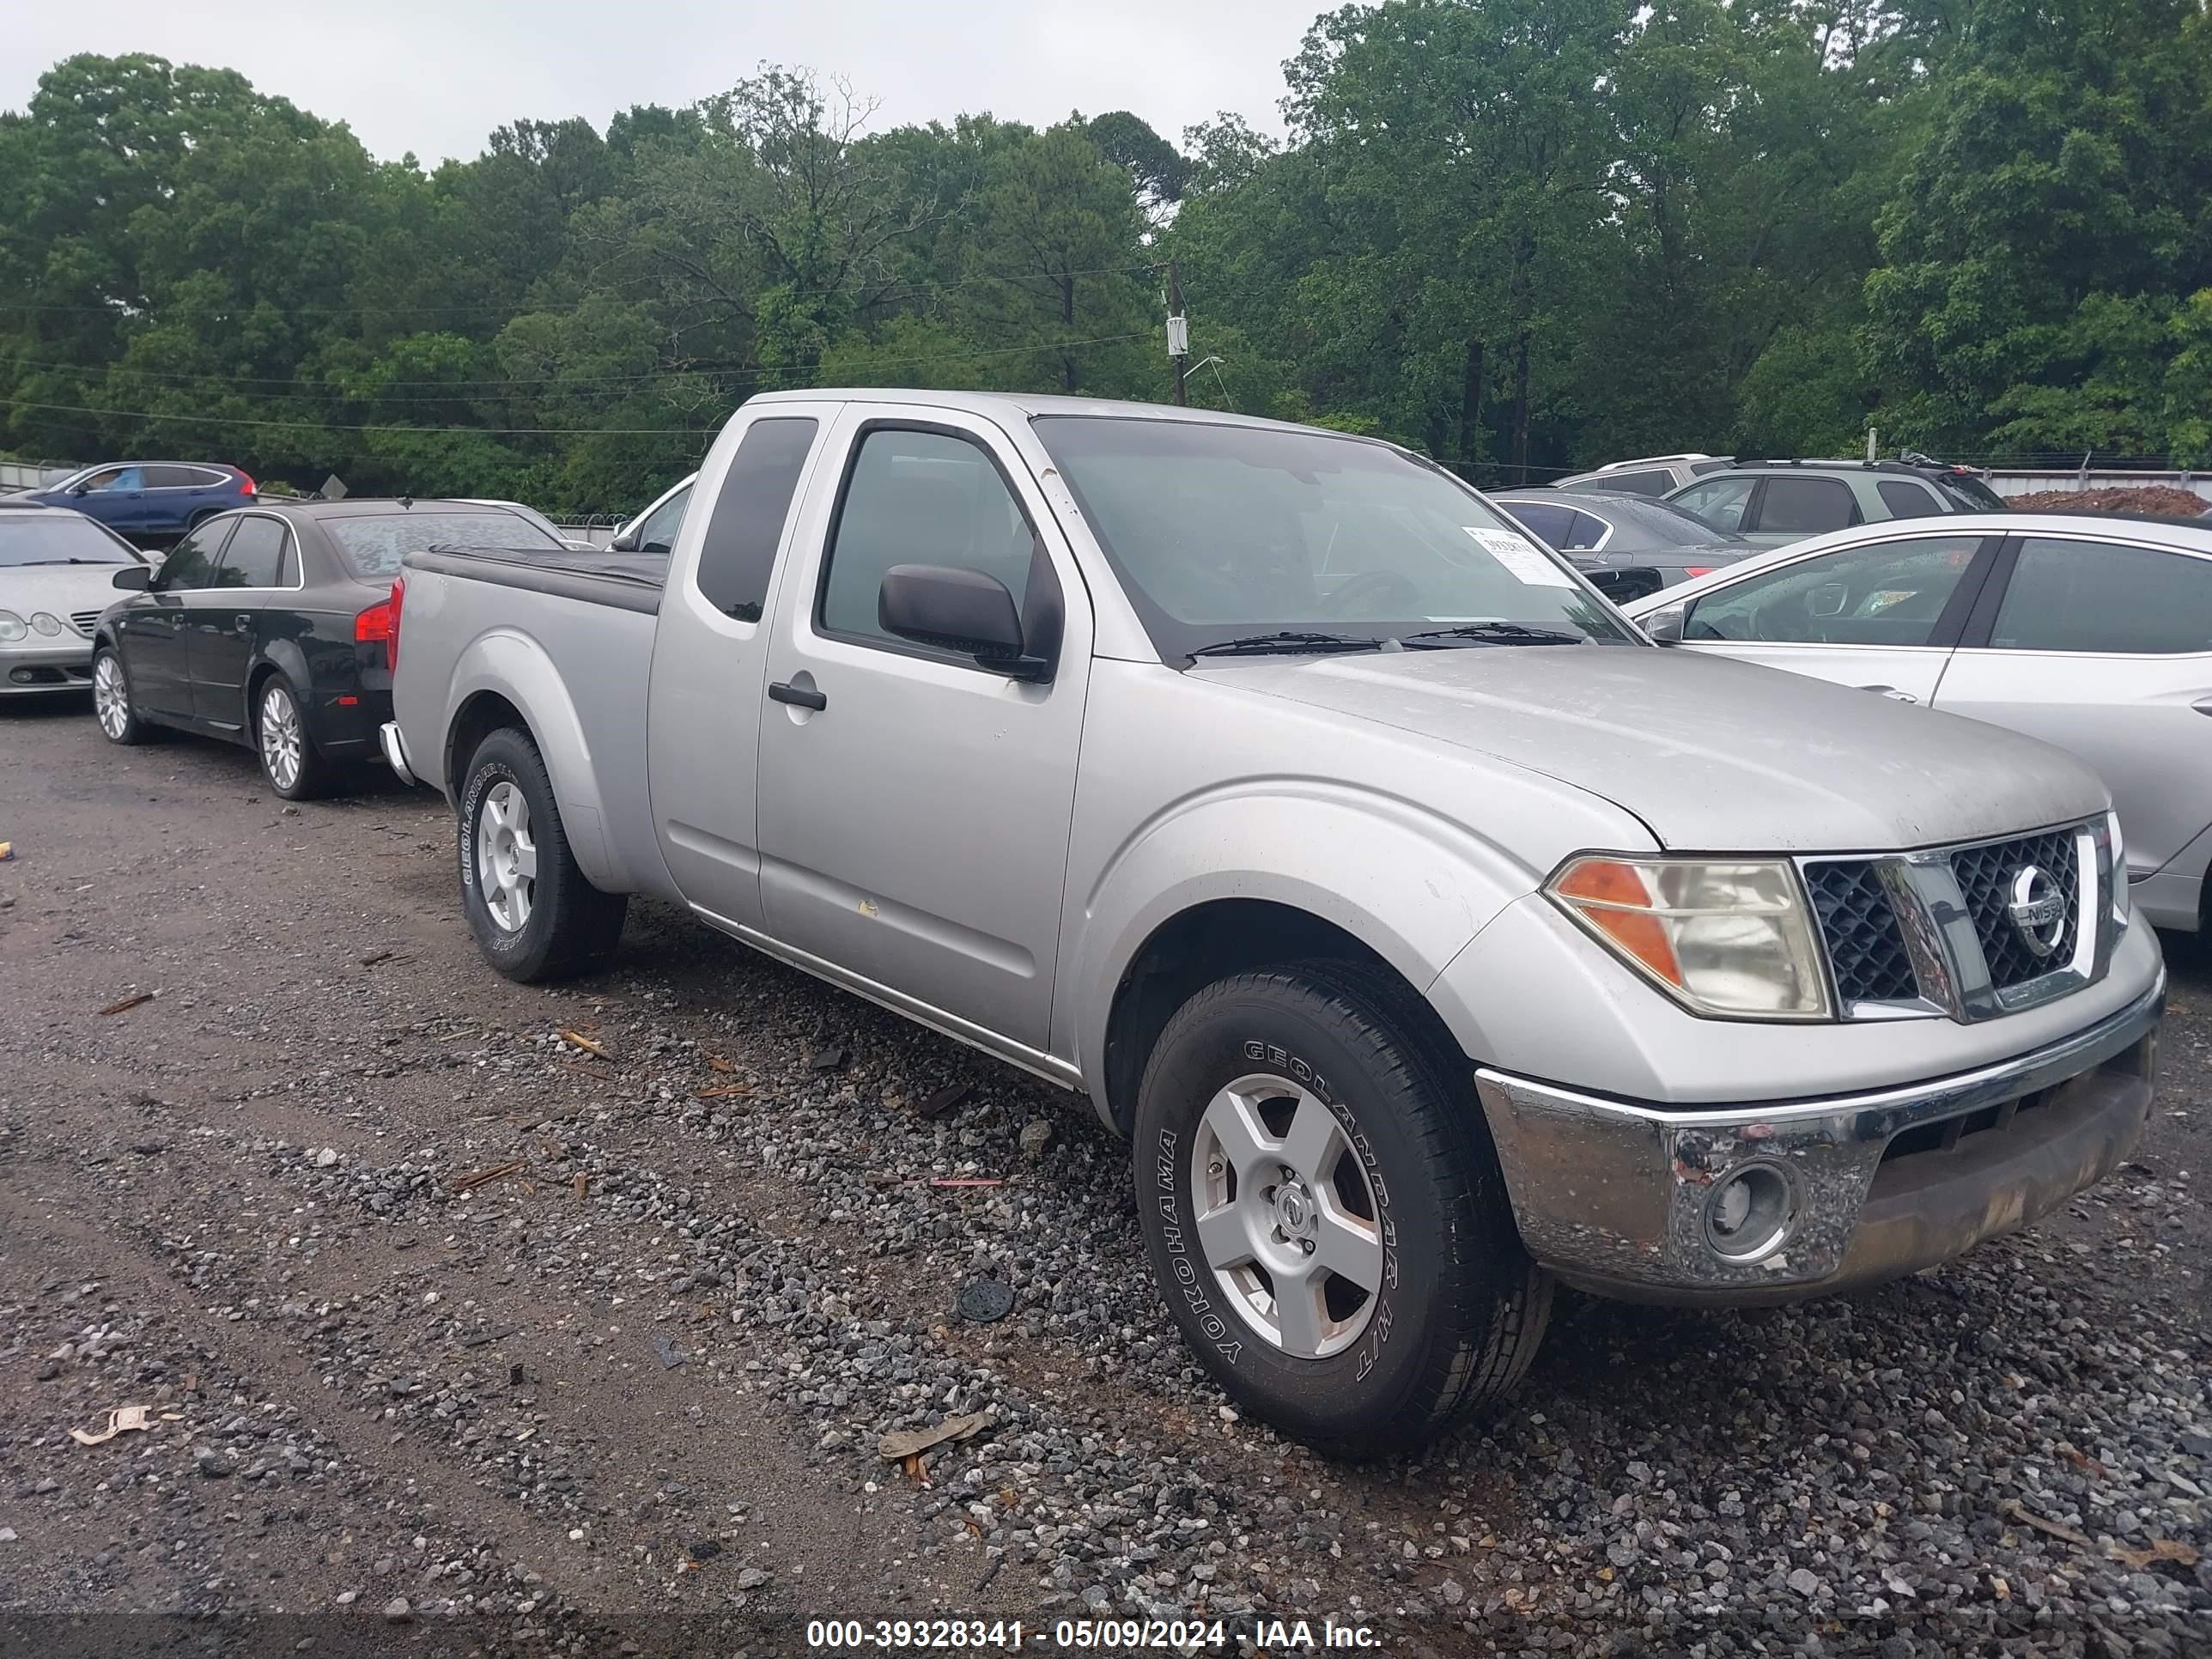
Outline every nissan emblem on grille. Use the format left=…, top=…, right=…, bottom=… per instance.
left=2007, top=865, right=2066, bottom=957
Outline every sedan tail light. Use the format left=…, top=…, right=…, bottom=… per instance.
left=1682, top=567, right=1714, bottom=578
left=356, top=587, right=398, bottom=673
left=386, top=575, right=404, bottom=672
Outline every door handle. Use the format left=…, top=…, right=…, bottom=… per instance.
left=768, top=680, right=827, bottom=711
left=1859, top=684, right=1918, bottom=703
left=234, top=615, right=252, bottom=633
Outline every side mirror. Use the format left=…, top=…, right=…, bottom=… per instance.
left=66, top=483, right=90, bottom=497
left=112, top=565, right=152, bottom=591
left=878, top=563, right=1048, bottom=680
left=609, top=526, right=639, bottom=551
left=1642, top=603, right=1686, bottom=641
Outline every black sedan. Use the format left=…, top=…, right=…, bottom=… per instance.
left=1491, top=488, right=1757, bottom=604
left=92, top=499, right=565, bottom=799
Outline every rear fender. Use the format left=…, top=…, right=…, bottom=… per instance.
left=443, top=629, right=617, bottom=889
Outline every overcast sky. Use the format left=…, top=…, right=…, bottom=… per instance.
left=5, top=0, right=1322, bottom=166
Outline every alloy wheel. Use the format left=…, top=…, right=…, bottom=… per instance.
left=93, top=654, right=130, bottom=739
left=476, top=781, right=538, bottom=932
left=1190, top=1073, right=1384, bottom=1358
left=260, top=684, right=304, bottom=793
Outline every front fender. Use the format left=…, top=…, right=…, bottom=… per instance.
left=1063, top=781, right=1587, bottom=1119
left=443, top=629, right=618, bottom=890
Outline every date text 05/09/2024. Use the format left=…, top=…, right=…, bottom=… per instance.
left=805, top=1617, right=1383, bottom=1650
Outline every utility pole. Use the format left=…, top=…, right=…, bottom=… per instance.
left=1165, top=260, right=1188, bottom=406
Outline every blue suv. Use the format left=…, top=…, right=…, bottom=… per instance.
left=21, top=462, right=257, bottom=541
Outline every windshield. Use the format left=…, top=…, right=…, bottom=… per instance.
left=0, top=511, right=140, bottom=567
left=1031, top=417, right=1633, bottom=658
left=1611, top=497, right=1749, bottom=547
left=325, top=510, right=562, bottom=580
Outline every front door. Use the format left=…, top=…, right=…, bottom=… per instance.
left=73, top=465, right=149, bottom=532
left=190, top=514, right=292, bottom=730
left=752, top=409, right=1093, bottom=1054
left=1677, top=531, right=1998, bottom=705
left=118, top=517, right=230, bottom=718
left=1939, top=532, right=2212, bottom=884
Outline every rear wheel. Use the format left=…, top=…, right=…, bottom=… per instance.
left=256, top=675, right=332, bottom=800
left=92, top=647, right=153, bottom=745
left=1133, top=960, right=1551, bottom=1457
left=459, top=726, right=627, bottom=981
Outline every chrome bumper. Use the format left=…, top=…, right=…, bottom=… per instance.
left=1474, top=974, right=2164, bottom=1304
left=379, top=720, right=418, bottom=787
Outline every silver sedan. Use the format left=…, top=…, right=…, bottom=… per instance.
left=1624, top=511, right=2212, bottom=931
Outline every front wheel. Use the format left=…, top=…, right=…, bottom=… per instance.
left=1133, top=961, right=1551, bottom=1457
left=459, top=726, right=627, bottom=981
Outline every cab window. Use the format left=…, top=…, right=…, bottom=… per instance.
left=819, top=428, right=1040, bottom=653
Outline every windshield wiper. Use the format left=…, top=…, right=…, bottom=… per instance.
left=1186, top=630, right=1388, bottom=661
left=1400, top=622, right=1586, bottom=647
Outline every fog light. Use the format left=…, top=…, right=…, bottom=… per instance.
left=1704, top=1162, right=1795, bottom=1262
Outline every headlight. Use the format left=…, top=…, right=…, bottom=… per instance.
left=1547, top=854, right=1831, bottom=1020
left=2107, top=810, right=2129, bottom=926
left=0, top=611, right=25, bottom=642
left=31, top=611, right=63, bottom=635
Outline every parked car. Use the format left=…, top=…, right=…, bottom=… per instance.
left=610, top=471, right=696, bottom=553
left=1625, top=512, right=2212, bottom=931
left=1664, top=457, right=2007, bottom=547
left=386, top=392, right=2160, bottom=1456
left=17, top=461, right=256, bottom=541
left=94, top=498, right=565, bottom=799
left=0, top=500, right=154, bottom=696
left=1554, top=453, right=1735, bottom=496
left=1492, top=488, right=1758, bottom=603
left=460, top=498, right=595, bottom=550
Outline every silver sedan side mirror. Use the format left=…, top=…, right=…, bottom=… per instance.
left=1643, top=604, right=1686, bottom=642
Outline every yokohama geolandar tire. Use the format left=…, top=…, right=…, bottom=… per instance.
left=459, top=726, right=628, bottom=982
left=1133, top=961, right=1552, bottom=1457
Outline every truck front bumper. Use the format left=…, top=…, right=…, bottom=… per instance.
left=1474, top=973, right=2163, bottom=1305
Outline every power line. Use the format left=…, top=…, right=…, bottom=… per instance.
left=0, top=398, right=709, bottom=437
left=0, top=262, right=1164, bottom=323
left=0, top=331, right=1158, bottom=434
left=0, top=332, right=1156, bottom=407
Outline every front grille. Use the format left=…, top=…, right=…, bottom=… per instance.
left=1806, top=861, right=1918, bottom=1004
left=1952, top=830, right=2079, bottom=989
left=70, top=609, right=101, bottom=635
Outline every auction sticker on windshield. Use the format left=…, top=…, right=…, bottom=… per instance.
left=1463, top=526, right=1574, bottom=586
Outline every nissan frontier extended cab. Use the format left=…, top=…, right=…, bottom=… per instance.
left=384, top=392, right=2163, bottom=1455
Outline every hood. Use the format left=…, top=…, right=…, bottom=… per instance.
left=2, top=562, right=140, bottom=625
left=1194, top=644, right=2107, bottom=853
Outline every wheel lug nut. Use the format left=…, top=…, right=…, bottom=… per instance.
left=1302, top=1239, right=1316, bottom=1255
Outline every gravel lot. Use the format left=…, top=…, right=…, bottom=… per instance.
left=2, top=696, right=2208, bottom=1658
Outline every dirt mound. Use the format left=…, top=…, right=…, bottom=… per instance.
left=2007, top=484, right=2208, bottom=517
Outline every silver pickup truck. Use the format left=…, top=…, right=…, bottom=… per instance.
left=385, top=392, right=2164, bottom=1455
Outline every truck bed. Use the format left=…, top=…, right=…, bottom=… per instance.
left=404, top=544, right=665, bottom=614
